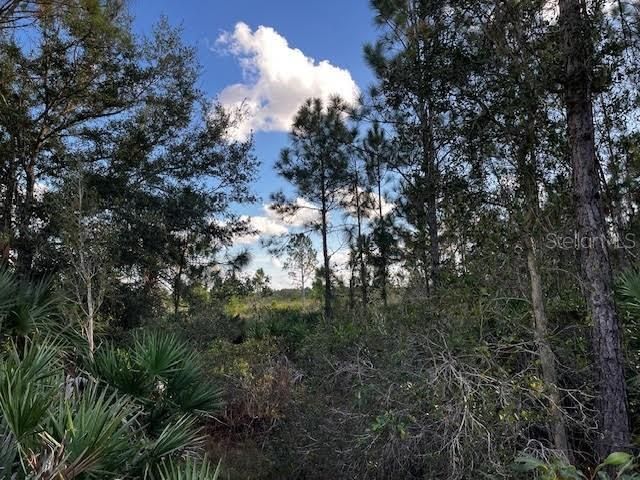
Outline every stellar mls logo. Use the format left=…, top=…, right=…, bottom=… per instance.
left=543, top=233, right=636, bottom=251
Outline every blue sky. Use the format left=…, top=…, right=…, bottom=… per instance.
left=130, top=0, right=379, bottom=288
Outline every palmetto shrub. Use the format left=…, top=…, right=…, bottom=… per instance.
left=619, top=269, right=640, bottom=317
left=158, top=457, right=221, bottom=480
left=618, top=268, right=640, bottom=439
left=91, top=331, right=223, bottom=431
left=512, top=451, right=640, bottom=480
left=0, top=270, right=223, bottom=479
left=0, top=338, right=215, bottom=479
left=0, top=269, right=79, bottom=346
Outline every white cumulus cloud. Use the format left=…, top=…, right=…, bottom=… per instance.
left=216, top=22, right=360, bottom=139
left=264, top=197, right=321, bottom=227
left=234, top=215, right=289, bottom=245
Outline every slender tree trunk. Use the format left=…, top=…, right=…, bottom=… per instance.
left=426, top=192, right=439, bottom=289
left=17, top=157, right=36, bottom=273
left=559, top=0, right=630, bottom=456
left=420, top=238, right=430, bottom=295
left=519, top=130, right=572, bottom=459
left=348, top=270, right=355, bottom=310
left=598, top=96, right=631, bottom=271
left=354, top=168, right=367, bottom=306
left=173, top=246, right=186, bottom=316
left=319, top=155, right=332, bottom=320
left=422, top=113, right=439, bottom=290
left=321, top=205, right=332, bottom=320
left=1, top=159, right=16, bottom=263
left=526, top=239, right=571, bottom=459
left=411, top=3, right=439, bottom=290
left=76, top=171, right=95, bottom=358
left=300, top=267, right=305, bottom=309
left=377, top=168, right=388, bottom=307
left=86, top=272, right=95, bottom=358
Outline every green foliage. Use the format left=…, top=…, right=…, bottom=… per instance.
left=138, top=415, right=204, bottom=478
left=134, top=331, right=191, bottom=378
left=0, top=339, right=142, bottom=478
left=0, top=299, right=221, bottom=479
left=159, top=457, right=222, bottom=480
left=3, top=0, right=640, bottom=478
left=0, top=339, right=60, bottom=448
left=513, top=452, right=640, bottom=480
left=245, top=307, right=320, bottom=353
left=0, top=420, right=17, bottom=477
left=273, top=96, right=356, bottom=318
left=282, top=233, right=317, bottom=297
left=0, top=269, right=17, bottom=327
left=44, top=384, right=136, bottom=477
left=0, top=269, right=63, bottom=338
left=0, top=0, right=258, bottom=327
left=92, top=343, right=148, bottom=397
left=205, top=336, right=296, bottom=430
left=619, top=270, right=640, bottom=316
left=92, top=331, right=223, bottom=422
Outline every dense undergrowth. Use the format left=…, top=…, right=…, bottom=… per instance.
left=156, top=279, right=640, bottom=478
left=3, top=269, right=640, bottom=479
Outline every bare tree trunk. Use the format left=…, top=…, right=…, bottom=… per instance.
left=320, top=181, right=332, bottom=320
left=420, top=240, right=430, bottom=296
left=1, top=158, right=16, bottom=263
left=321, top=207, right=332, bottom=320
left=421, top=117, right=439, bottom=291
left=527, top=239, right=571, bottom=459
left=559, top=0, right=630, bottom=456
left=426, top=191, right=439, bottom=289
left=68, top=162, right=110, bottom=360
left=377, top=168, right=388, bottom=307
left=76, top=174, right=94, bottom=358
left=421, top=101, right=440, bottom=292
left=348, top=270, right=355, bottom=310
left=517, top=124, right=572, bottom=458
left=598, top=96, right=631, bottom=271
left=354, top=168, right=368, bottom=306
left=412, top=4, right=439, bottom=292
left=86, top=273, right=95, bottom=358
left=173, top=246, right=186, bottom=316
left=300, top=267, right=305, bottom=309
left=17, top=157, right=36, bottom=273
left=318, top=154, right=333, bottom=320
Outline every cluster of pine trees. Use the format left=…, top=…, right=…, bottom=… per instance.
left=271, top=0, right=640, bottom=466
